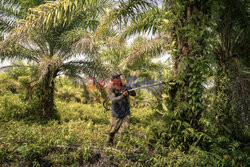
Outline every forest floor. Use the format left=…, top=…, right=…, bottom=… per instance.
left=0, top=101, right=155, bottom=167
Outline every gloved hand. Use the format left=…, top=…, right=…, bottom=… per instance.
left=122, top=91, right=128, bottom=96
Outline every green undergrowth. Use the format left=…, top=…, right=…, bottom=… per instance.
left=0, top=100, right=155, bottom=166
left=0, top=95, right=249, bottom=166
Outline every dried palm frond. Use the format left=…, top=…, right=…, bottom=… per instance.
left=73, top=33, right=95, bottom=54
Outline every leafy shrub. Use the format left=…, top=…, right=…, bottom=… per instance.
left=56, top=100, right=109, bottom=124
left=0, top=92, right=28, bottom=121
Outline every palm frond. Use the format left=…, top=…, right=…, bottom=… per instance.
left=0, top=0, right=114, bottom=61
left=114, top=0, right=154, bottom=25
left=0, top=42, right=39, bottom=62
left=95, top=0, right=154, bottom=40
left=119, top=6, right=162, bottom=40
left=0, top=64, right=29, bottom=71
left=0, top=15, right=16, bottom=33
left=118, top=36, right=169, bottom=69
left=0, top=0, right=20, bottom=33
left=61, top=59, right=111, bottom=79
left=16, top=0, right=112, bottom=33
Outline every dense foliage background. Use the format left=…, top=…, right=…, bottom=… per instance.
left=0, top=0, right=249, bottom=166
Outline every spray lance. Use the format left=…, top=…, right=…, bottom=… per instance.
left=103, top=81, right=166, bottom=111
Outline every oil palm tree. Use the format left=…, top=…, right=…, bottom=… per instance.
left=0, top=0, right=113, bottom=118
left=0, top=0, right=154, bottom=118
left=210, top=0, right=249, bottom=127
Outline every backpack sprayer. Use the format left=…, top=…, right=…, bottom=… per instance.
left=103, top=81, right=165, bottom=111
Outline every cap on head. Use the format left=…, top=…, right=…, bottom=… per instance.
left=111, top=72, right=122, bottom=79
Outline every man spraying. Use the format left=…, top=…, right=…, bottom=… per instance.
left=108, top=72, right=136, bottom=145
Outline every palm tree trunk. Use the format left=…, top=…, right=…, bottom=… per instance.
left=169, top=2, right=209, bottom=129
left=26, top=86, right=33, bottom=101
left=40, top=74, right=56, bottom=118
